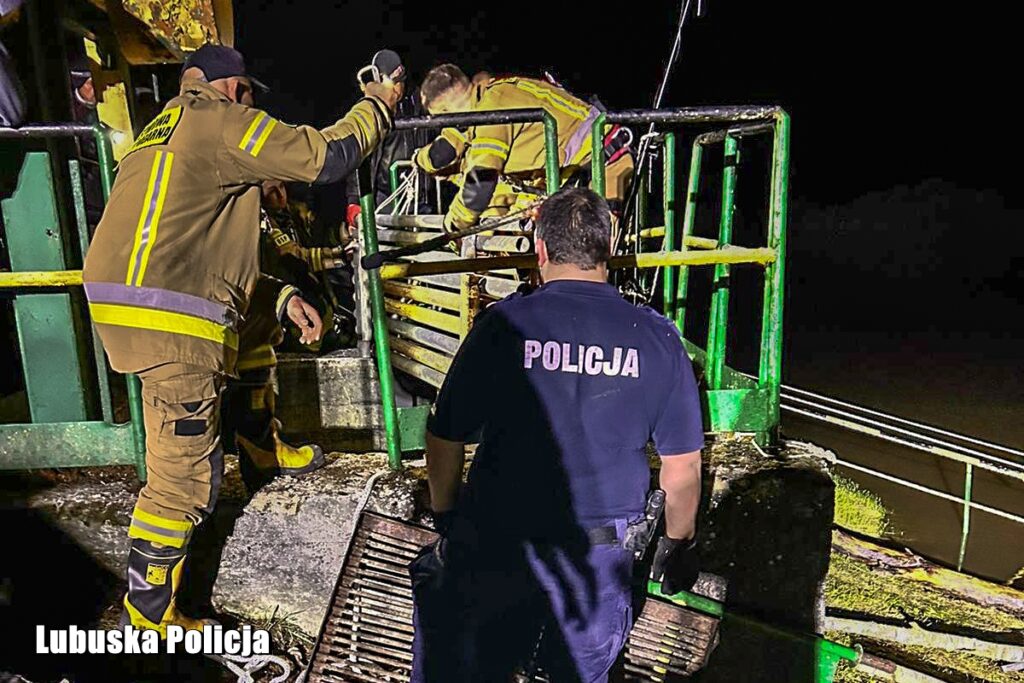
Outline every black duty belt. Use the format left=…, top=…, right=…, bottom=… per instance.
left=587, top=525, right=620, bottom=546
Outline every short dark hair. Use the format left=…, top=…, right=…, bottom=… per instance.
left=420, top=64, right=470, bottom=108
left=535, top=188, right=612, bottom=269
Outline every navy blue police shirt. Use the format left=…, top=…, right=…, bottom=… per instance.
left=427, top=279, right=704, bottom=540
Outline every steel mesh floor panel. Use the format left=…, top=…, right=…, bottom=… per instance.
left=308, top=513, right=718, bottom=682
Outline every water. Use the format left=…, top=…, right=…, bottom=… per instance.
left=783, top=330, right=1024, bottom=582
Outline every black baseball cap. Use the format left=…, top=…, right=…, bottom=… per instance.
left=371, top=49, right=406, bottom=83
left=182, top=44, right=268, bottom=92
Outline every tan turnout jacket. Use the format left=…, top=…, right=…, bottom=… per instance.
left=83, top=80, right=390, bottom=373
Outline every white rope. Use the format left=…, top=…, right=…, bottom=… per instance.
left=215, top=653, right=293, bottom=683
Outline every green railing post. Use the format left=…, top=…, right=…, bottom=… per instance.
left=389, top=161, right=402, bottom=195
left=958, top=463, right=974, bottom=571
left=674, top=139, right=703, bottom=335
left=93, top=125, right=147, bottom=479
left=68, top=160, right=114, bottom=425
left=662, top=133, right=678, bottom=321
left=542, top=112, right=560, bottom=193
left=358, top=163, right=403, bottom=470
left=590, top=113, right=607, bottom=197
left=758, top=112, right=790, bottom=444
left=706, top=134, right=739, bottom=390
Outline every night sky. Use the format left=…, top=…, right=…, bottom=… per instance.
left=235, top=0, right=1022, bottom=358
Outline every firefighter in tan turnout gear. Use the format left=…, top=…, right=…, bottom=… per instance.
left=414, top=65, right=634, bottom=231
left=82, top=44, right=398, bottom=635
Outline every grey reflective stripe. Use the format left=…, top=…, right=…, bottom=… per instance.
left=129, top=517, right=191, bottom=540
left=130, top=151, right=171, bottom=286
left=563, top=106, right=601, bottom=166
left=245, top=115, right=273, bottom=155
left=84, top=282, right=237, bottom=328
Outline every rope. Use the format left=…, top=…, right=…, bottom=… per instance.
left=212, top=653, right=292, bottom=683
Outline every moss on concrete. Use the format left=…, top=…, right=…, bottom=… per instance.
left=833, top=475, right=889, bottom=538
left=826, top=551, right=1024, bottom=632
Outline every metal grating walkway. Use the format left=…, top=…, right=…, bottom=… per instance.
left=308, top=513, right=719, bottom=682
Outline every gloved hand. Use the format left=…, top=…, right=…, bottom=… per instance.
left=651, top=537, right=700, bottom=596
left=432, top=510, right=455, bottom=536
left=441, top=211, right=460, bottom=235
left=411, top=146, right=430, bottom=172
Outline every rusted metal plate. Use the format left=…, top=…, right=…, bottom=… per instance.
left=308, top=513, right=719, bottom=682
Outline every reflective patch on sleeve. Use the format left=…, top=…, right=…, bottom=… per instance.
left=239, top=112, right=279, bottom=157
left=126, top=151, right=174, bottom=287
left=126, top=107, right=183, bottom=156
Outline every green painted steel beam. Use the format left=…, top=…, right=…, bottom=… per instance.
left=1, top=153, right=89, bottom=423
left=662, top=133, right=679, bottom=323
left=358, top=162, right=403, bottom=470
left=706, top=135, right=740, bottom=390
left=0, top=421, right=137, bottom=469
left=705, top=388, right=774, bottom=433
left=398, top=405, right=430, bottom=453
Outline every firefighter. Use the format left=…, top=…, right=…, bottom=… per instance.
left=410, top=188, right=703, bottom=681
left=413, top=64, right=634, bottom=232
left=82, top=44, right=398, bottom=635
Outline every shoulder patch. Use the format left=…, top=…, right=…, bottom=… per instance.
left=126, top=106, right=183, bottom=156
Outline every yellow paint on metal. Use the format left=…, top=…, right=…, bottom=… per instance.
left=392, top=355, right=445, bottom=389
left=121, top=0, right=221, bottom=53
left=96, top=81, right=135, bottom=162
left=627, top=228, right=718, bottom=249
left=389, top=336, right=452, bottom=374
left=0, top=270, right=83, bottom=288
left=384, top=299, right=461, bottom=335
left=383, top=281, right=461, bottom=311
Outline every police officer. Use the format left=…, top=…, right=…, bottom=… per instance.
left=82, top=43, right=398, bottom=635
left=411, top=187, right=704, bottom=682
left=413, top=64, right=634, bottom=232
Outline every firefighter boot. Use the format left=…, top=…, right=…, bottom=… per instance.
left=236, top=416, right=325, bottom=477
left=120, top=538, right=215, bottom=637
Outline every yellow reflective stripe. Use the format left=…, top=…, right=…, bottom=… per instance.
left=473, top=137, right=510, bottom=152
left=134, top=152, right=174, bottom=286
left=237, top=344, right=276, bottom=371
left=89, top=303, right=239, bottom=349
left=239, top=112, right=266, bottom=152
left=132, top=507, right=193, bottom=532
left=128, top=524, right=188, bottom=548
left=451, top=200, right=475, bottom=221
left=469, top=148, right=509, bottom=162
left=516, top=81, right=588, bottom=120
left=352, top=109, right=373, bottom=141
left=250, top=118, right=278, bottom=157
left=125, top=154, right=163, bottom=285
left=443, top=128, right=467, bottom=143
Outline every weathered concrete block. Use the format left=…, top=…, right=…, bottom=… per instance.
left=275, top=350, right=383, bottom=452
left=211, top=455, right=427, bottom=638
left=697, top=437, right=837, bottom=683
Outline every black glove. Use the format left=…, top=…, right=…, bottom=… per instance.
left=651, top=537, right=700, bottom=596
left=433, top=510, right=455, bottom=536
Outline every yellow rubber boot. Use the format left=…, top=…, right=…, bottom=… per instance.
left=120, top=539, right=216, bottom=637
left=236, top=418, right=325, bottom=476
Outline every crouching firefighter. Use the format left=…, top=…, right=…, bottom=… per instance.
left=410, top=188, right=703, bottom=682
left=82, top=44, right=398, bottom=635
left=413, top=64, right=634, bottom=233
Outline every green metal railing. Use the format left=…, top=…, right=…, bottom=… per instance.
left=589, top=108, right=791, bottom=446
left=0, top=124, right=146, bottom=478
left=358, top=109, right=560, bottom=468
left=652, top=581, right=860, bottom=682
left=362, top=105, right=790, bottom=462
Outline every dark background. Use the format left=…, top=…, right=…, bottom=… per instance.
left=236, top=0, right=1022, bottom=346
